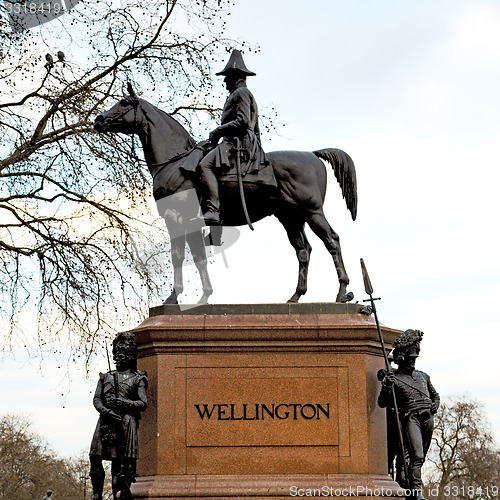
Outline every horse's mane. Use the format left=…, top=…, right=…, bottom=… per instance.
left=139, top=98, right=197, bottom=149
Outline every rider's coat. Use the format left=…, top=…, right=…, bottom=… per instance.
left=211, top=79, right=269, bottom=176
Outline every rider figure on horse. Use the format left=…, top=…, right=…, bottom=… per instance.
left=199, top=49, right=269, bottom=225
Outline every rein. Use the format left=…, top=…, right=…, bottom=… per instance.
left=108, top=98, right=141, bottom=161
left=150, top=143, right=206, bottom=180
left=131, top=105, right=139, bottom=161
left=113, top=97, right=208, bottom=179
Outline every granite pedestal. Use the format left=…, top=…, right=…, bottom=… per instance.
left=130, top=303, right=403, bottom=499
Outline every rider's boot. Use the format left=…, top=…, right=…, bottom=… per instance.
left=199, top=160, right=221, bottom=225
left=204, top=226, right=223, bottom=246
left=203, top=204, right=220, bottom=225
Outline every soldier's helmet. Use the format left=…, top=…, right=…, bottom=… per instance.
left=216, top=49, right=256, bottom=77
left=391, top=329, right=424, bottom=364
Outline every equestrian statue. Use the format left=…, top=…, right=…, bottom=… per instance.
left=94, top=50, right=358, bottom=305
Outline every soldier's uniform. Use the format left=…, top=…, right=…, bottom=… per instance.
left=89, top=333, right=148, bottom=500
left=90, top=370, right=147, bottom=461
left=378, top=330, right=439, bottom=500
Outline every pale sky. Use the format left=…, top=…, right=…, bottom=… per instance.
left=2, top=0, right=500, bottom=459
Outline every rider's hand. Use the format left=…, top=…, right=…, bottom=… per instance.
left=209, top=128, right=220, bottom=145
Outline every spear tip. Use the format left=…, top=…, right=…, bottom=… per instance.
left=360, top=258, right=374, bottom=296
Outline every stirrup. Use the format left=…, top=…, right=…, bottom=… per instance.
left=203, top=211, right=221, bottom=225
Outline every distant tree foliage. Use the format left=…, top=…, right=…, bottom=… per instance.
left=0, top=0, right=250, bottom=359
left=0, top=414, right=100, bottom=500
left=424, top=397, right=500, bottom=500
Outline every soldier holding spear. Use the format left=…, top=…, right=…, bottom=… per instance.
left=89, top=333, right=148, bottom=500
left=361, top=259, right=440, bottom=500
left=378, top=329, right=440, bottom=500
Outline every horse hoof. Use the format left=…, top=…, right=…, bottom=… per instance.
left=340, top=291, right=354, bottom=303
left=164, top=293, right=179, bottom=305
left=336, top=285, right=348, bottom=302
left=197, top=294, right=209, bottom=305
left=287, top=294, right=301, bottom=303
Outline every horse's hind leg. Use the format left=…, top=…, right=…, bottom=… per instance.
left=278, top=217, right=312, bottom=303
left=186, top=228, right=213, bottom=304
left=305, top=210, right=350, bottom=302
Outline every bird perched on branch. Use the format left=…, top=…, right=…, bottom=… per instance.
left=44, top=52, right=66, bottom=71
left=45, top=53, right=54, bottom=69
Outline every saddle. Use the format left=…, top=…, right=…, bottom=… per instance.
left=217, top=157, right=277, bottom=188
left=179, top=140, right=277, bottom=188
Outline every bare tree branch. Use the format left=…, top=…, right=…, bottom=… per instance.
left=0, top=0, right=246, bottom=362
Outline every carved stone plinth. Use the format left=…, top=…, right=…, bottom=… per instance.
left=130, top=303, right=404, bottom=499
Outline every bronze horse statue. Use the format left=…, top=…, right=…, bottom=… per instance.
left=94, top=85, right=357, bottom=305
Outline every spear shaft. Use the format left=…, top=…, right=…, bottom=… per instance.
left=104, top=341, right=119, bottom=397
left=105, top=341, right=112, bottom=373
left=360, top=258, right=409, bottom=486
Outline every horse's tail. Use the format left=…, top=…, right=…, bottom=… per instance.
left=313, top=148, right=357, bottom=221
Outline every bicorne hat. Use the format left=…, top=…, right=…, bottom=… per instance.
left=216, top=49, right=256, bottom=76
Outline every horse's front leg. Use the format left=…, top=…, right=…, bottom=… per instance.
left=164, top=233, right=186, bottom=304
left=186, top=228, right=213, bottom=304
left=163, top=215, right=186, bottom=305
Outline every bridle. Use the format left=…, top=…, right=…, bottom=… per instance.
left=110, top=96, right=140, bottom=161
left=102, top=94, right=207, bottom=178
left=105, top=96, right=139, bottom=124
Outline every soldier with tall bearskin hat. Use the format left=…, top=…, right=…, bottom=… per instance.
left=378, top=329, right=440, bottom=500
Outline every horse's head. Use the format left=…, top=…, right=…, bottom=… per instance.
left=94, top=83, right=141, bottom=134
left=94, top=83, right=197, bottom=172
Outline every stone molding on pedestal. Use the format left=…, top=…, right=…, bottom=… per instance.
left=133, top=473, right=406, bottom=499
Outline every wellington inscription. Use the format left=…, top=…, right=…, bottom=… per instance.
left=194, top=403, right=332, bottom=420
left=186, top=375, right=340, bottom=447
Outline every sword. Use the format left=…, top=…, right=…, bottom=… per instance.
left=360, top=258, right=409, bottom=487
left=234, top=137, right=254, bottom=231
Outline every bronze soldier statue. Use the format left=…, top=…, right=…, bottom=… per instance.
left=199, top=49, right=269, bottom=224
left=378, top=329, right=439, bottom=500
left=89, top=332, right=148, bottom=500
